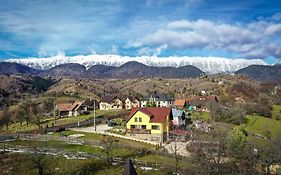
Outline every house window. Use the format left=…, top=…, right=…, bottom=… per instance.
left=131, top=125, right=136, bottom=129
left=139, top=117, right=142, bottom=122
left=141, top=125, right=146, bottom=129
left=151, top=125, right=160, bottom=130
left=134, top=117, right=138, bottom=122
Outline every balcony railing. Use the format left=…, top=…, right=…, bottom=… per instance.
left=126, top=129, right=151, bottom=134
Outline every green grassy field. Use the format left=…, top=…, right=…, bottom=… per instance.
left=0, top=152, right=168, bottom=175
left=4, top=109, right=128, bottom=133
left=0, top=139, right=189, bottom=174
left=190, top=111, right=211, bottom=121
left=272, top=105, right=281, bottom=119
left=239, top=115, right=281, bottom=138
left=51, top=130, right=156, bottom=150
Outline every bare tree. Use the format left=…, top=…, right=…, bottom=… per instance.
left=101, top=135, right=119, bottom=164
left=0, top=108, right=11, bottom=130
left=29, top=153, right=50, bottom=175
left=170, top=141, right=180, bottom=174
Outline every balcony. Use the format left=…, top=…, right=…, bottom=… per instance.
left=126, top=129, right=151, bottom=134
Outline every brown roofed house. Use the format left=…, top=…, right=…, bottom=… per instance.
left=99, top=95, right=123, bottom=110
left=124, top=96, right=140, bottom=110
left=189, top=96, right=218, bottom=112
left=56, top=101, right=86, bottom=117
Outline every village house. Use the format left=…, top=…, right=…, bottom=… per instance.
left=99, top=95, right=123, bottom=110
left=84, top=99, right=99, bottom=110
left=126, top=107, right=172, bottom=143
left=140, top=93, right=173, bottom=107
left=56, top=101, right=86, bottom=117
left=171, top=108, right=186, bottom=128
left=124, top=96, right=140, bottom=110
left=174, top=99, right=189, bottom=109
left=188, top=96, right=218, bottom=112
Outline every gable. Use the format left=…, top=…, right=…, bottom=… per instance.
left=126, top=107, right=171, bottom=124
left=127, top=110, right=151, bottom=123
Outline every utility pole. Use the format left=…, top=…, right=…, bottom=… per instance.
left=53, top=101, right=56, bottom=125
left=94, top=100, right=96, bottom=132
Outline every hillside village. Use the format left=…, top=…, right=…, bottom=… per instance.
left=55, top=93, right=218, bottom=143
left=0, top=73, right=280, bottom=175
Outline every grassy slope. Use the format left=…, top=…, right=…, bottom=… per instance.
left=5, top=109, right=128, bottom=133
left=241, top=115, right=281, bottom=138
left=0, top=139, right=190, bottom=173
left=272, top=105, right=281, bottom=119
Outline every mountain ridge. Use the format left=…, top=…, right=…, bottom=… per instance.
left=235, top=65, right=281, bottom=84
left=4, top=54, right=268, bottom=74
left=0, top=61, right=206, bottom=79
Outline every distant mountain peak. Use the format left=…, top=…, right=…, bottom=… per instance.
left=5, top=54, right=268, bottom=74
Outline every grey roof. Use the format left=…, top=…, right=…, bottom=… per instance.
left=172, top=108, right=184, bottom=118
left=142, top=93, right=173, bottom=101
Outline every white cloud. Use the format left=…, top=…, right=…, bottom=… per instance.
left=111, top=45, right=119, bottom=54
left=264, top=23, right=281, bottom=35
left=137, top=44, right=167, bottom=56
left=129, top=17, right=281, bottom=59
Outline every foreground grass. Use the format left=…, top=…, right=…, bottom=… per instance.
left=51, top=130, right=156, bottom=150
left=0, top=153, right=167, bottom=175
left=272, top=105, right=281, bottom=119
left=136, top=154, right=193, bottom=171
left=0, top=139, right=191, bottom=173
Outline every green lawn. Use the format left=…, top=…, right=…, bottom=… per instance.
left=137, top=154, right=194, bottom=171
left=0, top=152, right=170, bottom=175
left=7, top=113, right=93, bottom=133
left=190, top=111, right=211, bottom=121
left=4, top=109, right=128, bottom=133
left=272, top=105, right=281, bottom=120
left=0, top=139, right=190, bottom=174
left=239, top=115, right=281, bottom=138
left=51, top=130, right=156, bottom=150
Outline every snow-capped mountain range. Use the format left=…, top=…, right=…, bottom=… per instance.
left=5, top=54, right=268, bottom=74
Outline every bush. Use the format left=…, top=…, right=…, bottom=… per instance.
left=243, top=103, right=272, bottom=118
left=211, top=105, right=246, bottom=125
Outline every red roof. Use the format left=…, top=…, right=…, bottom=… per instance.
left=127, top=107, right=171, bottom=123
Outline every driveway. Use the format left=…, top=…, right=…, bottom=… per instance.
left=72, top=124, right=112, bottom=133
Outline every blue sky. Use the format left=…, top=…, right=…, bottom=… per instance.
left=0, top=0, right=281, bottom=63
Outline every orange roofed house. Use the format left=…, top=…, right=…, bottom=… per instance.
left=174, top=99, right=189, bottom=109
left=126, top=107, right=172, bottom=143
left=56, top=101, right=86, bottom=117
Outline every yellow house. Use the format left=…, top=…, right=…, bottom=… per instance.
left=126, top=107, right=172, bottom=142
